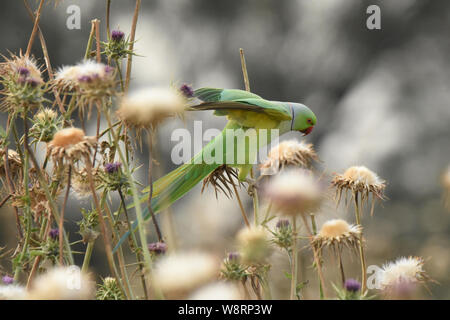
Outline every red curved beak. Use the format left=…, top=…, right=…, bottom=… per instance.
left=300, top=126, right=314, bottom=136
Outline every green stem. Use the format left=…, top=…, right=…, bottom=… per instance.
left=310, top=214, right=324, bottom=299
left=290, top=217, right=298, bottom=300
left=354, top=193, right=367, bottom=294
left=81, top=241, right=95, bottom=273
left=105, top=109, right=153, bottom=297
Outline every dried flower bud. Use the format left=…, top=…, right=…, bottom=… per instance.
left=111, top=30, right=125, bottom=42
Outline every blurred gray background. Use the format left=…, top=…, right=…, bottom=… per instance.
left=1, top=0, right=449, bottom=299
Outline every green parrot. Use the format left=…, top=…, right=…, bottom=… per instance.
left=113, top=87, right=316, bottom=252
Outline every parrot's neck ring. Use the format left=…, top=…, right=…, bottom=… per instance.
left=290, top=105, right=295, bottom=131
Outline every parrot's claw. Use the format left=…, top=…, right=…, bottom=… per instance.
left=245, top=178, right=258, bottom=197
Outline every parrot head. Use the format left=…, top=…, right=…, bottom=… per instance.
left=290, top=103, right=317, bottom=136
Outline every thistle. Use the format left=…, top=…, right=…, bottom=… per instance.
left=270, top=219, right=293, bottom=250
left=47, top=128, right=96, bottom=164
left=102, top=29, right=136, bottom=61
left=0, top=53, right=46, bottom=113
left=264, top=168, right=323, bottom=216
left=152, top=252, right=219, bottom=298
left=260, top=140, right=320, bottom=175
left=236, top=226, right=271, bottom=264
left=379, top=256, right=430, bottom=294
left=312, top=219, right=362, bottom=284
left=96, top=277, right=125, bottom=300
left=332, top=166, right=386, bottom=216
left=220, top=252, right=247, bottom=281
left=29, top=108, right=62, bottom=143
left=116, top=86, right=186, bottom=133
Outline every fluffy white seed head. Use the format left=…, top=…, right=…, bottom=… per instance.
left=27, top=267, right=95, bottom=300
left=117, top=87, right=186, bottom=128
left=379, top=256, right=428, bottom=290
left=0, top=285, right=27, bottom=300
left=152, top=252, right=218, bottom=297
left=188, top=282, right=242, bottom=300
left=265, top=169, right=323, bottom=215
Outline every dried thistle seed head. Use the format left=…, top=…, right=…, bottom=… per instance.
left=12, top=181, right=51, bottom=219
left=27, top=267, right=95, bottom=300
left=379, top=256, right=430, bottom=292
left=152, top=252, right=219, bottom=298
left=260, top=140, right=320, bottom=175
left=264, top=168, right=323, bottom=216
left=54, top=65, right=80, bottom=90
left=201, top=165, right=243, bottom=199
left=47, top=127, right=96, bottom=162
left=0, top=54, right=45, bottom=111
left=0, top=148, right=22, bottom=177
left=117, top=87, right=186, bottom=130
left=237, top=226, right=271, bottom=263
left=54, top=61, right=115, bottom=100
left=72, top=167, right=101, bottom=199
left=0, top=54, right=42, bottom=83
left=312, top=219, right=361, bottom=251
left=189, top=282, right=242, bottom=300
left=332, top=165, right=386, bottom=215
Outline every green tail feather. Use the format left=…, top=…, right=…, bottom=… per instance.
left=113, top=162, right=218, bottom=252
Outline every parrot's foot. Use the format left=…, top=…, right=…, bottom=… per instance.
left=245, top=178, right=258, bottom=197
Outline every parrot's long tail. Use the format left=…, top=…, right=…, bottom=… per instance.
left=113, top=161, right=218, bottom=253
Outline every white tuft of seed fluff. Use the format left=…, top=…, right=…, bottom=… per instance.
left=152, top=252, right=218, bottom=295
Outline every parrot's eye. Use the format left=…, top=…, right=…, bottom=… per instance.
left=307, top=119, right=313, bottom=124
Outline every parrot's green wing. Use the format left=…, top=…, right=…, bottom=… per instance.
left=194, top=87, right=262, bottom=102
left=192, top=88, right=292, bottom=128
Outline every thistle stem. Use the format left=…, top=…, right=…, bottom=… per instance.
left=118, top=188, right=149, bottom=300
left=354, top=193, right=367, bottom=294
left=84, top=156, right=121, bottom=284
left=125, top=0, right=141, bottom=92
left=81, top=241, right=95, bottom=273
left=301, top=214, right=327, bottom=298
left=147, top=130, right=163, bottom=242
left=59, top=165, right=72, bottom=265
left=25, top=0, right=45, bottom=57
left=290, top=217, right=298, bottom=300
left=310, top=214, right=324, bottom=299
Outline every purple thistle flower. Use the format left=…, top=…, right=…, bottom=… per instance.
left=78, top=75, right=93, bottom=83
left=26, top=78, right=39, bottom=88
left=2, top=275, right=14, bottom=285
left=227, top=252, right=240, bottom=263
left=180, top=84, right=194, bottom=98
left=111, top=30, right=125, bottom=42
left=344, top=278, right=361, bottom=292
left=104, top=162, right=122, bottom=174
left=104, top=65, right=114, bottom=74
left=148, top=242, right=167, bottom=255
left=18, top=67, right=30, bottom=76
left=49, top=228, right=59, bottom=240
left=276, top=219, right=290, bottom=229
